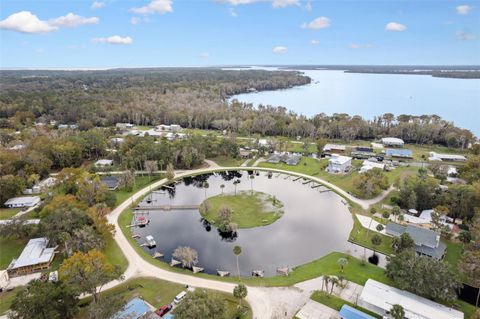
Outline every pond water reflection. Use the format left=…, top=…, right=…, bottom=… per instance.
left=133, top=170, right=384, bottom=276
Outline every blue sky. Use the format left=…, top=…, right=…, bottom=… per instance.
left=1, top=0, right=479, bottom=68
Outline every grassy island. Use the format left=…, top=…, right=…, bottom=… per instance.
left=200, top=191, right=284, bottom=228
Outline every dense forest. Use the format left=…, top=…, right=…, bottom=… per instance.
left=0, top=68, right=476, bottom=147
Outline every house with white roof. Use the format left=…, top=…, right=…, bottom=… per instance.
left=359, top=279, right=463, bottom=319
left=381, top=137, right=404, bottom=147
left=428, top=152, right=466, bottom=162
left=95, top=159, right=114, bottom=167
left=323, top=144, right=346, bottom=154
left=326, top=154, right=352, bottom=173
left=359, top=160, right=385, bottom=173
left=7, top=238, right=56, bottom=277
left=4, top=196, right=41, bottom=208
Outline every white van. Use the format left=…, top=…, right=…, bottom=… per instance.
left=174, top=291, right=187, bottom=304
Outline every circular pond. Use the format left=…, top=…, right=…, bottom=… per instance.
left=132, top=170, right=368, bottom=277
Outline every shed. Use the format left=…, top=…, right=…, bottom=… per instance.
left=95, top=159, right=114, bottom=167
left=381, top=137, right=404, bottom=147
left=101, top=176, right=120, bottom=190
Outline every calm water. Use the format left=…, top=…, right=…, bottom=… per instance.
left=231, top=69, right=480, bottom=136
left=132, top=170, right=384, bottom=277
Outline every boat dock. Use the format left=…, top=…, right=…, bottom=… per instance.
left=135, top=204, right=200, bottom=211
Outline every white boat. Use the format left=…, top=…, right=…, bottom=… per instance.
left=145, top=235, right=156, bottom=247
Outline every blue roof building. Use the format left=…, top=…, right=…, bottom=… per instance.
left=339, top=304, right=375, bottom=319
left=111, top=297, right=151, bottom=319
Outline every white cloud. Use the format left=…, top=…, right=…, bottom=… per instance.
left=272, top=46, right=288, bottom=54
left=131, top=0, right=173, bottom=15
left=49, top=13, right=98, bottom=27
left=217, top=0, right=298, bottom=8
left=385, top=22, right=406, bottom=31
left=456, top=30, right=477, bottom=41
left=456, top=5, right=473, bottom=14
left=199, top=52, right=210, bottom=58
left=92, top=35, right=133, bottom=45
left=229, top=7, right=238, bottom=17
left=302, top=16, right=331, bottom=29
left=91, top=1, right=106, bottom=10
left=349, top=43, right=373, bottom=49
left=36, top=48, right=44, bottom=54
left=0, top=11, right=57, bottom=34
left=310, top=39, right=319, bottom=45
left=131, top=17, right=141, bottom=25
left=272, top=0, right=299, bottom=8
left=304, top=0, right=312, bottom=12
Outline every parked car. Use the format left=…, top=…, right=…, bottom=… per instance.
left=174, top=291, right=187, bottom=304
left=155, top=304, right=172, bottom=317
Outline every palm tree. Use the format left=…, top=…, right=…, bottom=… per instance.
left=371, top=234, right=382, bottom=255
left=337, top=257, right=348, bottom=273
left=322, top=275, right=330, bottom=292
left=220, top=184, right=225, bottom=195
left=233, top=245, right=242, bottom=280
left=249, top=174, right=254, bottom=195
left=203, top=181, right=209, bottom=199
left=329, top=276, right=339, bottom=295
left=390, top=304, right=405, bottom=319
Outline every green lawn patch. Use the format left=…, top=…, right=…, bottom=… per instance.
left=310, top=291, right=380, bottom=318
left=0, top=237, right=27, bottom=269
left=443, top=240, right=463, bottom=271
left=348, top=213, right=394, bottom=256
left=200, top=191, right=284, bottom=228
left=104, top=235, right=128, bottom=274
left=258, top=157, right=324, bottom=176
left=0, top=208, right=21, bottom=220
left=0, top=287, right=18, bottom=315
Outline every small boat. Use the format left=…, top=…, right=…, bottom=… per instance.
left=217, top=270, right=230, bottom=277
left=145, top=235, right=156, bottom=247
left=132, top=234, right=141, bottom=239
left=252, top=270, right=264, bottom=277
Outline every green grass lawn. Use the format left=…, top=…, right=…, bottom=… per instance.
left=0, top=288, right=17, bottom=315
left=310, top=291, right=380, bottom=318
left=348, top=213, right=395, bottom=256
left=200, top=191, right=284, bottom=228
left=258, top=157, right=325, bottom=176
left=76, top=277, right=252, bottom=319
left=0, top=237, right=27, bottom=269
left=104, top=235, right=128, bottom=274
left=443, top=240, right=463, bottom=271
left=208, top=156, right=244, bottom=167
left=113, top=174, right=162, bottom=206
left=0, top=208, right=21, bottom=220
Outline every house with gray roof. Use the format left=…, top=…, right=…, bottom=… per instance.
left=101, top=176, right=120, bottom=190
left=7, top=238, right=56, bottom=277
left=385, top=223, right=446, bottom=259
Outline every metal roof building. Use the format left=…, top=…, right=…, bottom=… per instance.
left=339, top=304, right=375, bottom=319
left=111, top=297, right=152, bottom=319
left=4, top=196, right=41, bottom=208
left=359, top=279, right=463, bottom=319
left=385, top=148, right=413, bottom=158
left=385, top=223, right=446, bottom=259
left=381, top=137, right=405, bottom=147
left=7, top=237, right=56, bottom=276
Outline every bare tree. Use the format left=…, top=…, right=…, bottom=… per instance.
left=144, top=160, right=158, bottom=181
left=172, top=246, right=198, bottom=268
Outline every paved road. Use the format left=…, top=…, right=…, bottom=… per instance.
left=101, top=165, right=392, bottom=318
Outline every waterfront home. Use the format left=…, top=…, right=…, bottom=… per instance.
left=359, top=160, right=385, bottom=173
left=428, top=152, right=466, bottom=162
left=322, top=144, right=346, bottom=154
left=385, top=223, right=446, bottom=259
left=326, top=154, right=352, bottom=173
left=155, top=124, right=182, bottom=132
left=4, top=196, right=41, bottom=208
left=100, top=176, right=120, bottom=190
left=7, top=238, right=56, bottom=277
left=95, top=159, right=114, bottom=167
left=381, top=137, right=404, bottom=147
left=358, top=279, right=463, bottom=319
left=385, top=148, right=413, bottom=159
left=267, top=152, right=301, bottom=165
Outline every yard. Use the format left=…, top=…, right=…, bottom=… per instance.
left=208, top=155, right=245, bottom=167
left=348, top=213, right=394, bottom=256
left=310, top=291, right=380, bottom=318
left=0, top=237, right=27, bottom=269
left=76, top=277, right=252, bottom=319
left=113, top=174, right=163, bottom=206
left=0, top=208, right=21, bottom=220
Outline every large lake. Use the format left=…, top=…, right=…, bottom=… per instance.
left=132, top=170, right=384, bottom=277
left=230, top=69, right=480, bottom=136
